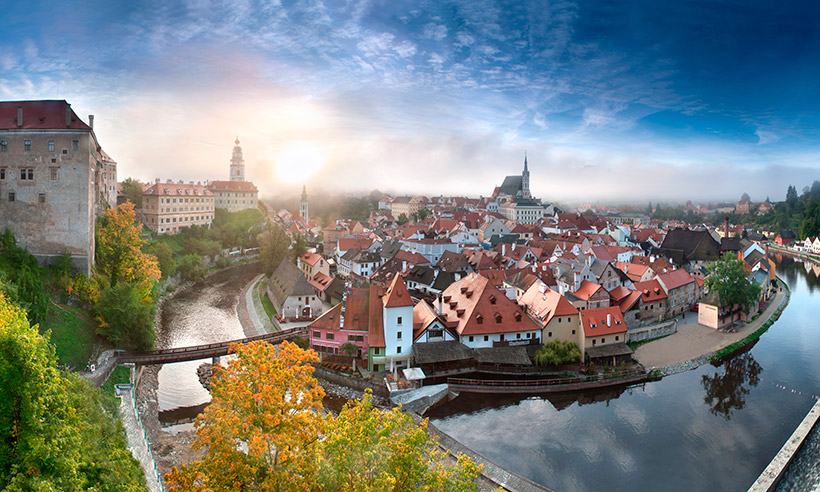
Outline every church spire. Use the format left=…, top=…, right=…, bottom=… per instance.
left=521, top=151, right=531, bottom=199
left=300, top=184, right=309, bottom=223
left=230, top=136, right=245, bottom=182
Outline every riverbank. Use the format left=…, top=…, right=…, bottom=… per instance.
left=634, top=281, right=789, bottom=374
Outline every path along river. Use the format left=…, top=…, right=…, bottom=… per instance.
left=155, top=258, right=820, bottom=491
left=427, top=255, right=820, bottom=492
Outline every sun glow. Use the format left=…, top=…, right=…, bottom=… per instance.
left=274, top=143, right=325, bottom=183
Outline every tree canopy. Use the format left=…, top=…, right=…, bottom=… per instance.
left=120, top=177, right=144, bottom=208
left=95, top=202, right=160, bottom=291
left=258, top=225, right=291, bottom=276
left=533, top=340, right=581, bottom=367
left=166, top=340, right=481, bottom=492
left=704, top=253, right=761, bottom=309
left=0, top=288, right=146, bottom=491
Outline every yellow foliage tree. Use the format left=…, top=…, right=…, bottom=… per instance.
left=166, top=340, right=325, bottom=491
left=95, top=201, right=160, bottom=291
left=166, top=341, right=482, bottom=492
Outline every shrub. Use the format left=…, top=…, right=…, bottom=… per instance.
left=533, top=340, right=581, bottom=367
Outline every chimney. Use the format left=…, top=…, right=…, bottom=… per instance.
left=438, top=292, right=443, bottom=316
left=16, top=106, right=22, bottom=127
left=502, top=244, right=506, bottom=256
left=88, top=115, right=94, bottom=129
left=765, top=243, right=769, bottom=258
left=607, top=314, right=611, bottom=327
left=724, top=216, right=730, bottom=237
left=66, top=103, right=72, bottom=127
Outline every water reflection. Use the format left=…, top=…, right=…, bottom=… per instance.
left=701, top=352, right=762, bottom=419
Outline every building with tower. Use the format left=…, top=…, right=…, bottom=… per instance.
left=208, top=136, right=258, bottom=211
left=492, top=153, right=552, bottom=225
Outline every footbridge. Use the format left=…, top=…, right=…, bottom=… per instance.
left=116, top=326, right=308, bottom=365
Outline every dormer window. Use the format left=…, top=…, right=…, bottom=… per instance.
left=476, top=314, right=483, bottom=325
left=456, top=309, right=465, bottom=317
left=495, top=314, right=502, bottom=323
left=514, top=312, right=522, bottom=322
left=460, top=287, right=468, bottom=294
left=489, top=295, right=496, bottom=305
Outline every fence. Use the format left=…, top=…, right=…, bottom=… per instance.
left=116, top=365, right=164, bottom=492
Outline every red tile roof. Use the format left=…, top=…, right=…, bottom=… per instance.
left=519, top=284, right=578, bottom=327
left=301, top=252, right=323, bottom=267
left=657, top=269, right=695, bottom=291
left=143, top=182, right=213, bottom=196
left=573, top=280, right=604, bottom=301
left=367, top=284, right=387, bottom=348
left=0, top=100, right=91, bottom=130
left=434, top=273, right=539, bottom=336
left=337, top=237, right=373, bottom=252
left=633, top=279, right=668, bottom=302
left=580, top=307, right=627, bottom=337
left=383, top=274, right=414, bottom=308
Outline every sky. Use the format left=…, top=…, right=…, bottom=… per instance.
left=3, top=0, right=820, bottom=204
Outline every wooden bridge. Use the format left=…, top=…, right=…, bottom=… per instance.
left=447, top=371, right=649, bottom=394
left=116, top=327, right=308, bottom=365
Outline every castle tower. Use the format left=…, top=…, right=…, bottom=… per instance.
left=230, top=136, right=245, bottom=182
left=521, top=151, right=531, bottom=199
left=300, top=185, right=309, bottom=223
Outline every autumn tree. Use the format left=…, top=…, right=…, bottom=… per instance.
left=315, top=391, right=481, bottom=492
left=166, top=341, right=325, bottom=491
left=120, top=177, right=144, bottom=208
left=166, top=341, right=482, bottom=492
left=258, top=224, right=291, bottom=276
left=0, top=287, right=146, bottom=491
left=95, top=201, right=160, bottom=291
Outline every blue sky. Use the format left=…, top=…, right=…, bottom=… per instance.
left=3, top=0, right=820, bottom=203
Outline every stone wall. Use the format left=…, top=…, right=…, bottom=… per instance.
left=312, top=365, right=389, bottom=398
left=627, top=320, right=676, bottom=343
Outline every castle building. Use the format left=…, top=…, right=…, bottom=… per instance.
left=141, top=179, right=215, bottom=235
left=0, top=100, right=116, bottom=275
left=208, top=137, right=258, bottom=211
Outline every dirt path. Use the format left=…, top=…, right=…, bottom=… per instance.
left=634, top=286, right=787, bottom=369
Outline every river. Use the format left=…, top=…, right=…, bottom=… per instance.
left=154, top=258, right=820, bottom=490
left=427, top=256, right=820, bottom=492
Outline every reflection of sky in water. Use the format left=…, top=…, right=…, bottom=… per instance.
left=432, top=259, right=820, bottom=491
left=156, top=268, right=252, bottom=412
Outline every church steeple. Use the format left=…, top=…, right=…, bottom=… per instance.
left=521, top=151, right=531, bottom=199
left=300, top=185, right=309, bottom=223
left=230, top=137, right=245, bottom=182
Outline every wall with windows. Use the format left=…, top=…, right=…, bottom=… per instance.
left=0, top=131, right=98, bottom=274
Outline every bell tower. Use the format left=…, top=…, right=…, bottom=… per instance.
left=230, top=136, right=245, bottom=182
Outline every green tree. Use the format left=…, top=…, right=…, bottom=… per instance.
left=0, top=288, right=146, bottom=490
left=258, top=225, right=291, bottom=276
left=786, top=185, right=798, bottom=211
left=704, top=253, right=761, bottom=312
left=397, top=213, right=409, bottom=225
left=95, top=281, right=156, bottom=350
left=177, top=254, right=206, bottom=283
left=533, top=340, right=582, bottom=367
left=315, top=391, right=481, bottom=492
left=292, top=233, right=308, bottom=261
left=120, top=177, right=144, bottom=208
left=146, top=242, right=176, bottom=278
left=0, top=229, right=49, bottom=324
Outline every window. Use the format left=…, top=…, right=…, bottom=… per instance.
left=8, top=192, right=15, bottom=202
left=572, top=329, right=576, bottom=335
left=397, top=316, right=403, bottom=325
left=0, top=168, right=4, bottom=180
left=516, top=333, right=521, bottom=339
left=326, top=332, right=334, bottom=340
left=71, top=140, right=79, bottom=152
left=0, top=140, right=6, bottom=151
left=396, top=331, right=402, bottom=340
left=548, top=331, right=553, bottom=337
left=50, top=168, right=58, bottom=180
left=48, top=140, right=55, bottom=152
left=468, top=335, right=474, bottom=342
left=484, top=335, right=489, bottom=341
left=313, top=331, right=320, bottom=338
left=24, top=140, right=31, bottom=151
left=615, top=336, right=619, bottom=341
left=20, top=168, right=34, bottom=181
left=38, top=193, right=45, bottom=203
left=602, top=338, right=606, bottom=343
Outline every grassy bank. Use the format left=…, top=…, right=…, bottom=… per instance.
left=43, top=302, right=99, bottom=371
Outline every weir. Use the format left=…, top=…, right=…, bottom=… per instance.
left=748, top=398, right=820, bottom=492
